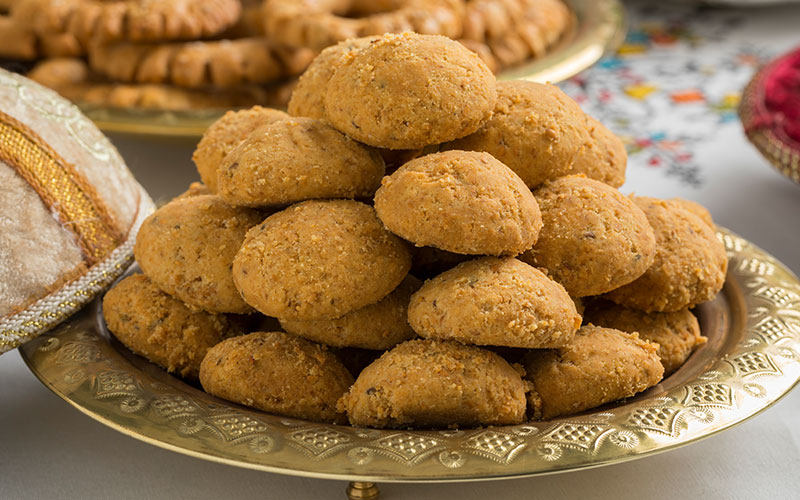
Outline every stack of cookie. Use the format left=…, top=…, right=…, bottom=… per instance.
left=103, top=32, right=725, bottom=428
left=2, top=0, right=571, bottom=111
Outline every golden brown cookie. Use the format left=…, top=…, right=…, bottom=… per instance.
left=604, top=197, right=728, bottom=312
left=522, top=325, right=664, bottom=419
left=233, top=200, right=411, bottom=320
left=338, top=339, right=528, bottom=428
left=200, top=331, right=354, bottom=423
left=584, top=301, right=706, bottom=375
left=20, top=0, right=242, bottom=45
left=445, top=81, right=626, bottom=188
left=325, top=32, right=497, bottom=149
left=88, top=38, right=314, bottom=89
left=134, top=195, right=264, bottom=314
left=408, top=257, right=581, bottom=348
left=0, top=13, right=83, bottom=59
left=218, top=117, right=386, bottom=207
left=521, top=176, right=656, bottom=297
left=279, top=275, right=421, bottom=350
left=374, top=151, right=541, bottom=256
left=263, top=0, right=464, bottom=52
left=193, top=106, right=289, bottom=193
left=287, top=36, right=378, bottom=120
left=666, top=198, right=714, bottom=228
left=103, top=274, right=247, bottom=378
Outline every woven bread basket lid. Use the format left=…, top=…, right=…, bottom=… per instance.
left=740, top=46, right=800, bottom=184
left=0, top=68, right=154, bottom=354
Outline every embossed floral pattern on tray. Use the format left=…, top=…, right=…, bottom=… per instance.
left=19, top=228, right=800, bottom=481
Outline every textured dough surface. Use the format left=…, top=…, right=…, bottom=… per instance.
left=280, top=275, right=421, bottom=350
left=445, top=81, right=626, bottom=188
left=193, top=106, right=288, bottom=193
left=523, top=325, right=664, bottom=419
left=103, top=274, right=246, bottom=378
left=288, top=36, right=377, bottom=120
left=339, top=339, right=528, bottom=428
left=325, top=32, right=496, bottom=149
left=218, top=117, right=385, bottom=207
left=584, top=301, right=706, bottom=375
left=604, top=197, right=728, bottom=312
left=374, top=150, right=541, bottom=256
left=521, top=176, right=656, bottom=297
left=233, top=200, right=411, bottom=320
left=200, top=331, right=354, bottom=423
left=409, top=257, right=581, bottom=348
left=134, top=195, right=264, bottom=313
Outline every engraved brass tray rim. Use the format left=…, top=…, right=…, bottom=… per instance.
left=76, top=0, right=625, bottom=138
left=20, top=227, right=800, bottom=482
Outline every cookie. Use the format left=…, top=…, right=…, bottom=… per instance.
left=666, top=198, right=714, bottom=228
left=338, top=339, right=528, bottom=428
left=604, top=197, right=728, bottom=312
left=521, top=176, right=656, bottom=297
left=325, top=32, right=496, bottom=150
left=374, top=150, right=541, bottom=256
left=233, top=200, right=411, bottom=320
left=218, top=117, right=386, bottom=207
left=263, top=0, right=463, bottom=52
left=408, top=257, right=581, bottom=348
left=287, top=36, right=378, bottom=120
left=0, top=14, right=83, bottom=59
left=522, top=325, right=664, bottom=419
left=134, top=195, right=264, bottom=314
left=584, top=301, right=707, bottom=375
left=89, top=38, right=314, bottom=89
left=193, top=106, right=289, bottom=193
left=445, top=81, right=626, bottom=188
left=279, top=275, right=421, bottom=350
left=102, top=274, right=247, bottom=378
left=199, top=331, right=354, bottom=423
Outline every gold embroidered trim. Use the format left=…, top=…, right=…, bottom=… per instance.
left=0, top=110, right=123, bottom=265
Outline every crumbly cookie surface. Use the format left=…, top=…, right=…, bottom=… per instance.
left=604, top=197, right=728, bottom=312
left=233, top=200, right=411, bottom=320
left=521, top=176, right=656, bottom=297
left=523, top=325, right=664, bottom=419
left=134, top=195, right=264, bottom=314
left=325, top=32, right=496, bottom=149
left=193, top=106, right=289, bottom=193
left=200, top=331, right=354, bottom=423
left=408, top=257, right=581, bottom=348
left=339, top=339, right=528, bottom=428
left=374, top=150, right=541, bottom=256
left=218, top=117, right=385, bottom=207
left=103, top=274, right=246, bottom=378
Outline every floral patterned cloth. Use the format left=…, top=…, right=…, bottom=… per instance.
left=559, top=0, right=799, bottom=189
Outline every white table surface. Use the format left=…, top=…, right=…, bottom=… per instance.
left=3, top=2, right=800, bottom=499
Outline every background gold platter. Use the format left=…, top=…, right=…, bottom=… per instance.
left=19, top=228, right=800, bottom=487
left=71, top=0, right=625, bottom=138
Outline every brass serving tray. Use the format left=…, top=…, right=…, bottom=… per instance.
left=75, top=0, right=625, bottom=138
left=19, top=228, right=800, bottom=484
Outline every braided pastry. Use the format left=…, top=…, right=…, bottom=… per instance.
left=28, top=58, right=295, bottom=110
left=459, top=0, right=571, bottom=71
left=262, top=0, right=464, bottom=51
left=16, top=0, right=242, bottom=45
left=89, top=38, right=314, bottom=89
